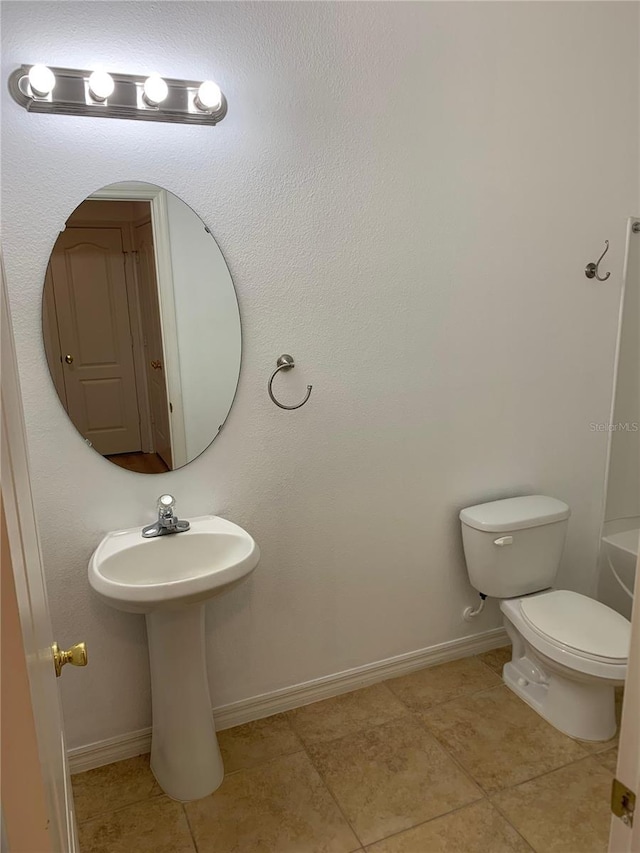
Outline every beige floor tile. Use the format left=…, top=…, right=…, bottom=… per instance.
left=492, top=757, right=612, bottom=853
left=184, top=751, right=359, bottom=853
left=421, top=686, right=586, bottom=793
left=365, top=800, right=531, bottom=853
left=595, top=746, right=618, bottom=774
left=78, top=796, right=195, bottom=853
left=218, top=713, right=303, bottom=772
left=286, top=683, right=408, bottom=746
left=72, top=754, right=162, bottom=822
left=386, top=656, right=501, bottom=712
left=307, top=715, right=482, bottom=846
left=477, top=645, right=512, bottom=676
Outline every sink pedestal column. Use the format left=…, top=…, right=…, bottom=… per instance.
left=145, top=603, right=224, bottom=801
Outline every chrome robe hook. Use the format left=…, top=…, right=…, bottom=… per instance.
left=585, top=240, right=611, bottom=281
left=268, top=354, right=312, bottom=410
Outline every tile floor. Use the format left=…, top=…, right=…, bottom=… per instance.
left=73, top=647, right=621, bottom=853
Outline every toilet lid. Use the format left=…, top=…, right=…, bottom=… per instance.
left=520, top=590, right=630, bottom=661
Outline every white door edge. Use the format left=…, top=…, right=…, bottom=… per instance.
left=609, top=550, right=640, bottom=852
left=608, top=215, right=640, bottom=852
left=89, top=182, right=188, bottom=469
left=149, top=190, right=188, bottom=468
left=1, top=255, right=76, bottom=851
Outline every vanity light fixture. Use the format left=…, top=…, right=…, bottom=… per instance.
left=9, top=65, right=227, bottom=126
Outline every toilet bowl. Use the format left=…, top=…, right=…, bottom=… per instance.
left=459, top=495, right=631, bottom=742
left=500, top=590, right=627, bottom=741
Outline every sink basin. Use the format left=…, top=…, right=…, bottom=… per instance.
left=88, top=514, right=260, bottom=802
left=89, top=515, right=259, bottom=613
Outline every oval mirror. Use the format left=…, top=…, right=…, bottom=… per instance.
left=42, top=182, right=241, bottom=473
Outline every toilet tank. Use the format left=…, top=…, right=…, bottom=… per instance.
left=459, top=495, right=570, bottom=598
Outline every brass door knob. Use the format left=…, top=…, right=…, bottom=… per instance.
left=65, top=354, right=74, bottom=364
left=52, top=641, right=88, bottom=678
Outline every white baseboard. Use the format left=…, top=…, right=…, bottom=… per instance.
left=68, top=626, right=508, bottom=774
left=69, top=728, right=153, bottom=775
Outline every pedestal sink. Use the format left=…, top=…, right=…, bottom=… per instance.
left=88, top=515, right=260, bottom=801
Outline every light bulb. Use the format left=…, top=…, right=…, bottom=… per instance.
left=194, top=80, right=222, bottom=113
left=88, top=70, right=114, bottom=102
left=28, top=64, right=56, bottom=97
left=142, top=74, right=168, bottom=106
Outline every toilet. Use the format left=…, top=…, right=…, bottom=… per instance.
left=459, top=495, right=631, bottom=742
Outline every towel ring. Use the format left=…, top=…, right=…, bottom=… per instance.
left=268, top=354, right=312, bottom=410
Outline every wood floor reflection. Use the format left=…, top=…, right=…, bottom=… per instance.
left=107, top=452, right=170, bottom=474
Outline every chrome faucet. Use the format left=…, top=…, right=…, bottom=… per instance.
left=142, top=495, right=190, bottom=538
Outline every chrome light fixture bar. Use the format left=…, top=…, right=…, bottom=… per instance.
left=9, top=65, right=228, bottom=126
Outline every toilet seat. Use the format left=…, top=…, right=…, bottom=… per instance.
left=501, top=592, right=629, bottom=680
left=520, top=590, right=629, bottom=663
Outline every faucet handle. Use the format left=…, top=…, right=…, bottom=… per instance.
left=158, top=494, right=175, bottom=511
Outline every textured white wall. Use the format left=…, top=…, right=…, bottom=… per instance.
left=1, top=1, right=638, bottom=750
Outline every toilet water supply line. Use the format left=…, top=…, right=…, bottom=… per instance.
left=463, top=593, right=487, bottom=621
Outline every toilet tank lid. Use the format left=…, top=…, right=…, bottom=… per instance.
left=459, top=495, right=570, bottom=533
